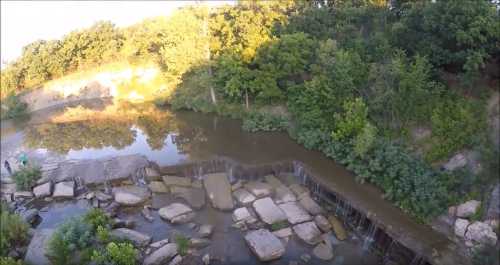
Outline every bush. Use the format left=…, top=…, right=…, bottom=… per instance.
left=242, top=111, right=290, bottom=132
left=12, top=166, right=41, bottom=190
left=91, top=242, right=137, bottom=265
left=0, top=211, right=29, bottom=256
left=96, top=225, right=112, bottom=244
left=174, top=234, right=189, bottom=256
left=83, top=208, right=111, bottom=232
left=0, top=257, right=24, bottom=265
left=47, top=218, right=93, bottom=265
left=0, top=93, right=28, bottom=120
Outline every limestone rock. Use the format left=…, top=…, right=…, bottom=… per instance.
left=169, top=255, right=182, bottom=265
left=289, top=184, right=309, bottom=199
left=159, top=203, right=195, bottom=224
left=111, top=228, right=152, bottom=247
left=145, top=167, right=161, bottom=181
left=203, top=173, right=234, bottom=210
left=33, top=182, right=52, bottom=198
left=273, top=227, right=292, bottom=238
left=313, top=243, right=334, bottom=260
left=314, top=215, right=331, bottom=232
left=14, top=191, right=34, bottom=199
left=149, top=181, right=169, bottom=193
left=198, top=224, right=214, bottom=238
left=293, top=221, right=322, bottom=245
left=143, top=243, right=178, bottom=265
left=486, top=184, right=500, bottom=220
left=443, top=153, right=467, bottom=171
left=245, top=182, right=273, bottom=198
left=162, top=175, right=191, bottom=187
left=299, top=196, right=323, bottom=215
left=264, top=175, right=284, bottom=189
left=328, top=216, right=347, bottom=241
left=454, top=218, right=469, bottom=238
left=275, top=185, right=297, bottom=204
left=233, top=207, right=256, bottom=223
left=456, top=200, right=481, bottom=218
left=96, top=191, right=112, bottom=202
left=278, top=202, right=312, bottom=224
left=24, top=229, right=54, bottom=265
left=465, top=221, right=498, bottom=246
left=244, top=229, right=285, bottom=261
left=1, top=183, right=16, bottom=194
left=171, top=187, right=206, bottom=209
left=252, top=197, right=287, bottom=225
left=112, top=186, right=150, bottom=206
left=52, top=181, right=74, bottom=198
left=150, top=238, right=169, bottom=249
left=233, top=189, right=256, bottom=205
left=190, top=238, right=211, bottom=249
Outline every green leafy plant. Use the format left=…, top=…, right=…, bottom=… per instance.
left=242, top=111, right=290, bottom=132
left=0, top=93, right=28, bottom=120
left=0, top=257, right=24, bottom=265
left=83, top=208, right=112, bottom=232
left=47, top=218, right=93, bottom=265
left=270, top=221, right=288, bottom=231
left=91, top=242, right=137, bottom=265
left=174, top=234, right=190, bottom=256
left=12, top=166, right=41, bottom=190
left=96, top=225, right=111, bottom=244
left=0, top=211, right=29, bottom=256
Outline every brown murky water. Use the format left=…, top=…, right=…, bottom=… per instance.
left=0, top=102, right=464, bottom=265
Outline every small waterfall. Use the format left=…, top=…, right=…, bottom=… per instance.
left=382, top=240, right=395, bottom=264
left=363, top=222, right=377, bottom=251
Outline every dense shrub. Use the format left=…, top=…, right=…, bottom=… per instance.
left=0, top=93, right=28, bottom=120
left=48, top=218, right=93, bottom=265
left=91, top=242, right=137, bottom=265
left=83, top=208, right=112, bottom=232
left=242, top=111, right=290, bottom=132
left=0, top=210, right=29, bottom=256
left=0, top=257, right=24, bottom=265
left=12, top=166, right=41, bottom=190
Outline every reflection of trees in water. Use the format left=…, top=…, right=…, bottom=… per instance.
left=24, top=119, right=136, bottom=154
left=135, top=113, right=177, bottom=150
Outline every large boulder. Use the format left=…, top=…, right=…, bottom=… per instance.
left=328, top=216, right=347, bottom=241
left=244, top=182, right=273, bottom=198
left=111, top=228, right=152, bottom=247
left=299, top=196, right=323, bottom=215
left=52, top=181, right=74, bottom=198
left=465, top=221, right=498, bottom=246
left=149, top=181, right=169, bottom=193
left=233, top=189, right=256, bottom=205
left=143, top=243, right=178, bottom=265
left=233, top=207, right=256, bottom=223
left=33, top=182, right=52, bottom=198
left=314, top=215, right=331, bottom=232
left=244, top=229, right=285, bottom=261
left=252, top=197, right=287, bottom=225
left=313, top=242, right=334, bottom=260
left=112, top=186, right=150, bottom=206
left=454, top=218, right=470, bottom=238
left=24, top=229, right=54, bottom=265
left=203, top=173, right=234, bottom=210
left=456, top=200, right=481, bottom=218
left=162, top=175, right=191, bottom=187
left=278, top=202, right=312, bottom=224
left=171, top=187, right=206, bottom=209
left=159, top=203, right=195, bottom=223
left=293, top=221, right=322, bottom=245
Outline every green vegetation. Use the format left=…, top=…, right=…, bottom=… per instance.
left=0, top=257, right=24, bottom=265
left=12, top=166, right=41, bottom=190
left=83, top=208, right=112, bottom=232
left=48, top=218, right=93, bottom=265
left=270, top=221, right=289, bottom=231
left=0, top=93, right=28, bottom=120
left=174, top=234, right=190, bottom=256
left=0, top=208, right=29, bottom=256
left=472, top=243, right=499, bottom=265
left=3, top=0, right=499, bottom=221
left=91, top=242, right=137, bottom=265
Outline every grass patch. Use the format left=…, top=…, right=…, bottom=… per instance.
left=12, top=166, right=41, bottom=190
left=270, top=221, right=289, bottom=231
left=174, top=234, right=190, bottom=256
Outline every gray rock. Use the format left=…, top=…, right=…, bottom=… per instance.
left=24, top=229, right=54, bottom=265
left=162, top=175, right=191, bottom=187
left=244, top=229, right=285, bottom=261
left=486, top=184, right=500, bottom=220
left=456, top=200, right=481, bottom=218
left=52, top=181, right=74, bottom=198
left=299, top=196, right=323, bottom=215
left=96, top=191, right=112, bottom=201
left=244, top=182, right=273, bottom=198
left=20, top=209, right=39, bottom=224
left=252, top=197, right=287, bottom=225
left=142, top=206, right=155, bottom=222
left=143, top=243, right=178, bottom=265
left=1, top=183, right=16, bottom=194
left=190, top=238, right=211, bottom=249
left=313, top=243, right=334, bottom=260
left=33, top=182, right=52, bottom=198
left=149, top=181, right=169, bottom=193
left=169, top=255, right=182, bottom=265
left=293, top=221, right=322, bottom=245
left=275, top=185, right=297, bottom=204
left=233, top=189, right=256, bottom=205
left=202, top=253, right=210, bottom=265
left=112, top=186, right=150, bottom=206
left=465, top=221, right=498, bottom=246
left=233, top=207, right=255, bottom=223
left=289, top=184, right=309, bottom=199
left=264, top=175, right=284, bottom=189
left=203, top=173, right=234, bottom=210
left=443, top=153, right=467, bottom=171
left=231, top=180, right=244, bottom=191
left=145, top=167, right=161, bottom=181
left=279, top=202, right=312, bottom=224
left=314, top=215, right=331, bottom=232
left=13, top=191, right=34, bottom=199
left=198, top=224, right=214, bottom=238
left=159, top=203, right=195, bottom=223
left=454, top=218, right=469, bottom=238
left=273, top=227, right=292, bottom=238
left=150, top=238, right=169, bottom=248
left=111, top=228, right=152, bottom=247
left=171, top=187, right=206, bottom=209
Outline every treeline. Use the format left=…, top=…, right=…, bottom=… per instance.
left=2, top=0, right=499, bottom=220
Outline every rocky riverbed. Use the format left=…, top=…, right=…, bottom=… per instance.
left=1, top=156, right=380, bottom=265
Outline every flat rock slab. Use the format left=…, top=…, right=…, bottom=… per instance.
left=113, top=186, right=150, bottom=206
left=159, top=203, right=195, bottom=223
left=233, top=189, right=256, bottom=205
left=162, top=175, right=192, bottom=187
left=275, top=185, right=297, bottom=204
left=111, top=228, right=152, bottom=247
left=203, top=173, right=234, bottom=210
left=293, top=221, right=322, bottom=245
left=252, top=197, right=287, bottom=225
left=233, top=207, right=253, bottom=223
left=264, top=175, right=284, bottom=189
left=33, top=182, right=52, bottom=198
left=24, top=228, right=54, bottom=265
left=244, top=182, right=273, bottom=198
left=289, top=184, right=309, bottom=199
left=279, top=202, right=312, bottom=224
left=245, top=229, right=285, bottom=261
left=299, top=196, right=323, bottom=215
left=171, top=187, right=206, bottom=209
left=313, top=243, right=334, bottom=260
left=143, top=243, right=178, bottom=265
left=456, top=200, right=481, bottom=218
left=41, top=154, right=148, bottom=184
left=52, top=181, right=74, bottom=198
left=149, top=181, right=169, bottom=193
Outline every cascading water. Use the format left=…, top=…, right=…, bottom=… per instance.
left=363, top=222, right=378, bottom=251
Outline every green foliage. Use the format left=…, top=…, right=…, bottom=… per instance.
left=48, top=218, right=93, bottom=265
left=12, top=166, right=41, bottom=190
left=0, top=257, right=24, bottom=265
left=0, top=211, right=29, bottom=256
left=91, top=242, right=137, bottom=265
left=96, top=225, right=112, bottom=244
left=270, top=221, right=288, bottom=231
left=83, top=208, right=112, bottom=232
left=174, top=234, right=190, bottom=256
left=0, top=93, right=28, bottom=120
left=242, top=111, right=289, bottom=132
left=332, top=98, right=369, bottom=141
